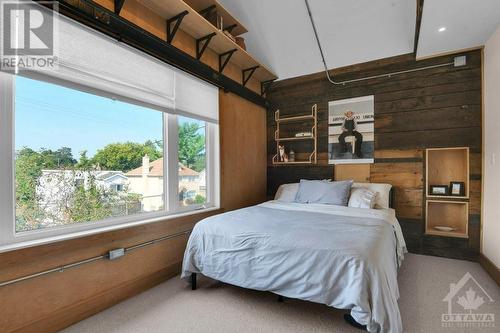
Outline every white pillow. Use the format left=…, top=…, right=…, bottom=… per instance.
left=352, top=182, right=392, bottom=209
left=274, top=183, right=299, bottom=202
left=348, top=188, right=377, bottom=209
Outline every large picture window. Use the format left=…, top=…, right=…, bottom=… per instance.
left=0, top=73, right=219, bottom=249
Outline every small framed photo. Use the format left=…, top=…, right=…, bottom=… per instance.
left=450, top=182, right=465, bottom=196
left=430, top=185, right=449, bottom=196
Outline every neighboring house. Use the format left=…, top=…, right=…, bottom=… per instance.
left=36, top=169, right=129, bottom=224
left=126, top=155, right=205, bottom=209
left=126, top=155, right=164, bottom=211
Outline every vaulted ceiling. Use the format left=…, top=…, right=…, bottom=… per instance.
left=219, top=0, right=500, bottom=80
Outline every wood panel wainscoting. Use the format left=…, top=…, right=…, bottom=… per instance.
left=266, top=49, right=483, bottom=261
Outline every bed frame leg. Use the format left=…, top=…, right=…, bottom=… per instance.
left=277, top=295, right=284, bottom=302
left=191, top=273, right=197, bottom=290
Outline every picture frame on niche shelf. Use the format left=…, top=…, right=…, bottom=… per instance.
left=430, top=185, right=449, bottom=196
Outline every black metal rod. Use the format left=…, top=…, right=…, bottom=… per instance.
left=35, top=0, right=266, bottom=107
left=191, top=273, right=197, bottom=290
left=196, top=32, right=216, bottom=60
left=219, top=48, right=237, bottom=73
left=242, top=66, right=259, bottom=86
left=166, top=11, right=189, bottom=44
left=114, top=0, right=125, bottom=15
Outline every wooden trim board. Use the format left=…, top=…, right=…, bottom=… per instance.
left=479, top=253, right=500, bottom=287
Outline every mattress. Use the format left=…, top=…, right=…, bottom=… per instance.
left=182, top=201, right=407, bottom=333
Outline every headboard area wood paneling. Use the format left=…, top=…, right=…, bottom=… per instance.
left=266, top=50, right=482, bottom=261
left=267, top=166, right=333, bottom=199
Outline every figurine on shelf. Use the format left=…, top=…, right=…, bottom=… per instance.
left=289, top=149, right=295, bottom=162
left=278, top=145, right=289, bottom=163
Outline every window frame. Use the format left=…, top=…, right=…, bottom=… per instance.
left=0, top=71, right=219, bottom=250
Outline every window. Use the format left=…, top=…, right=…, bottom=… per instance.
left=0, top=73, right=219, bottom=248
left=178, top=116, right=206, bottom=207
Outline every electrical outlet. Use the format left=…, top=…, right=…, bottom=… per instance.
left=108, top=248, right=125, bottom=260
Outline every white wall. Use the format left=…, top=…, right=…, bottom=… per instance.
left=483, top=24, right=500, bottom=267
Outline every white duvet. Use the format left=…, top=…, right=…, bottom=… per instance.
left=182, top=201, right=407, bottom=333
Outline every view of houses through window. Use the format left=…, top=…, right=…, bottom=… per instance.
left=14, top=76, right=207, bottom=233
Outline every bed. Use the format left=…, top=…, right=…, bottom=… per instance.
left=181, top=183, right=407, bottom=333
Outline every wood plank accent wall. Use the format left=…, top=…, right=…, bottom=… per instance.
left=266, top=50, right=482, bottom=261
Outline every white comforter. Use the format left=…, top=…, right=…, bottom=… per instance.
left=182, top=201, right=407, bottom=333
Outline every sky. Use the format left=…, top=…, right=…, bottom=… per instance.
left=15, top=76, right=203, bottom=159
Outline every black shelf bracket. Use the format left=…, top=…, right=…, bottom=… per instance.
left=196, top=32, right=216, bottom=60
left=219, top=49, right=237, bottom=73
left=261, top=79, right=275, bottom=96
left=242, top=66, right=259, bottom=86
left=199, top=5, right=216, bottom=19
left=166, top=11, right=189, bottom=43
left=223, top=24, right=237, bottom=34
left=114, top=0, right=125, bottom=15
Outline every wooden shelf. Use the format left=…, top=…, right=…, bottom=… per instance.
left=276, top=114, right=315, bottom=123
left=273, top=105, right=317, bottom=165
left=276, top=136, right=314, bottom=142
left=425, top=147, right=470, bottom=239
left=426, top=195, right=469, bottom=199
left=183, top=0, right=248, bottom=36
left=426, top=147, right=469, bottom=197
left=141, top=0, right=277, bottom=82
left=425, top=200, right=469, bottom=238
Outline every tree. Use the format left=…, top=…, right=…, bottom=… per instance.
left=90, top=141, right=162, bottom=172
left=178, top=122, right=205, bottom=172
left=15, top=146, right=77, bottom=230
left=77, top=150, right=92, bottom=169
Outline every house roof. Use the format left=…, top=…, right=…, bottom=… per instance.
left=125, top=158, right=199, bottom=177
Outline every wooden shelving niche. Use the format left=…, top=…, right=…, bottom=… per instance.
left=425, top=147, right=470, bottom=238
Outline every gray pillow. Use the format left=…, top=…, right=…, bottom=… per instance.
left=295, top=179, right=353, bottom=206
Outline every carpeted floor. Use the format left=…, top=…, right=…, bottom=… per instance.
left=62, top=254, right=499, bottom=333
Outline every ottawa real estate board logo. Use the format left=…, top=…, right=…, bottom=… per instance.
left=442, top=272, right=495, bottom=329
left=0, top=0, right=59, bottom=71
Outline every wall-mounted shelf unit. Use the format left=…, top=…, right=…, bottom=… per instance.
left=426, top=200, right=469, bottom=238
left=272, top=104, right=317, bottom=165
left=141, top=0, right=277, bottom=82
left=425, top=147, right=470, bottom=238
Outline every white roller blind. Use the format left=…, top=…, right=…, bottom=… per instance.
left=175, top=69, right=219, bottom=122
left=2, top=2, right=218, bottom=121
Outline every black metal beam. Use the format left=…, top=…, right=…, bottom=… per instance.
left=414, top=0, right=424, bottom=54
left=34, top=0, right=266, bottom=107
left=114, top=0, right=125, bottom=15
left=223, top=24, right=237, bottom=34
left=242, top=66, right=259, bottom=87
left=196, top=32, right=216, bottom=60
left=166, top=11, right=188, bottom=43
left=199, top=5, right=216, bottom=19
left=219, top=49, right=237, bottom=73
left=260, top=79, right=275, bottom=97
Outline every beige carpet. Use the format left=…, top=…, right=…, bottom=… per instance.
left=62, top=254, right=499, bottom=333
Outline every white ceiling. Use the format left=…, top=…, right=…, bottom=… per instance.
left=219, top=0, right=416, bottom=80
left=417, top=0, right=500, bottom=59
left=219, top=0, right=500, bottom=80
